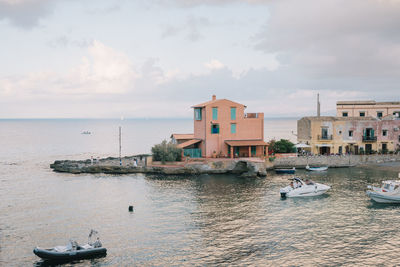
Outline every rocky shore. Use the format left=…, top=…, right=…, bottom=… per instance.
left=50, top=156, right=268, bottom=178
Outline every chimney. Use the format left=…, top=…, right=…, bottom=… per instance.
left=317, top=93, right=320, bottom=117
left=212, top=95, right=216, bottom=101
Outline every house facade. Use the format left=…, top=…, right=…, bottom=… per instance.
left=172, top=95, right=267, bottom=158
left=297, top=116, right=400, bottom=155
left=337, top=101, right=400, bottom=118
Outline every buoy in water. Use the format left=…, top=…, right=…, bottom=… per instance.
left=128, top=205, right=134, bottom=212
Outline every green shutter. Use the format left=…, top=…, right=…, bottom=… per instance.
left=231, top=123, right=236, bottom=134
left=371, top=129, right=374, bottom=137
left=231, top=107, right=236, bottom=120
left=212, top=107, right=218, bottom=120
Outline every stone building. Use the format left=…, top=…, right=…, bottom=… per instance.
left=336, top=101, right=400, bottom=118
left=172, top=95, right=268, bottom=158
left=297, top=116, right=400, bottom=155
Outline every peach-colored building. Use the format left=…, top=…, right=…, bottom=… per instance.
left=172, top=95, right=267, bottom=158
left=337, top=101, right=400, bottom=118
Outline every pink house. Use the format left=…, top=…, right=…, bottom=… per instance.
left=173, top=95, right=268, bottom=158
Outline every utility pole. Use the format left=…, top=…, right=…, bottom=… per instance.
left=119, top=125, right=122, bottom=166
left=317, top=93, right=321, bottom=117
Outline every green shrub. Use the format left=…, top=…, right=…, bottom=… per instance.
left=151, top=140, right=182, bottom=164
left=273, top=139, right=295, bottom=153
left=269, top=157, right=276, bottom=162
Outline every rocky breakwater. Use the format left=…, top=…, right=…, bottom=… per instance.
left=50, top=157, right=267, bottom=178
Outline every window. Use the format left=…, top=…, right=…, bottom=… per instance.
left=342, top=112, right=348, bottom=117
left=349, top=130, right=353, bottom=137
left=211, top=124, right=219, bottom=134
left=360, top=112, right=365, bottom=117
left=194, top=108, right=202, bottom=121
left=321, top=128, right=328, bottom=138
left=383, top=130, right=388, bottom=136
left=212, top=107, right=218, bottom=120
left=231, top=123, right=236, bottom=134
left=231, top=107, right=236, bottom=120
left=377, top=112, right=383, bottom=118
left=251, top=146, right=256, bottom=156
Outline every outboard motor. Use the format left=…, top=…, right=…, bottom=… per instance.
left=280, top=188, right=289, bottom=198
left=280, top=192, right=287, bottom=198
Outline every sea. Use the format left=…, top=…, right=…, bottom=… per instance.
left=1, top=118, right=400, bottom=266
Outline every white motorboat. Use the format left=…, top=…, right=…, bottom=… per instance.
left=280, top=177, right=331, bottom=198
left=306, top=165, right=328, bottom=171
left=366, top=180, right=400, bottom=203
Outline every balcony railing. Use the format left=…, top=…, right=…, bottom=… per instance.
left=318, top=135, right=333, bottom=140
left=244, top=113, right=260, bottom=118
left=362, top=136, right=377, bottom=142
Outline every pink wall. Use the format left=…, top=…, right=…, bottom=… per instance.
left=193, top=98, right=264, bottom=157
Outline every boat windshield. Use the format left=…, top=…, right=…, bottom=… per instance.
left=382, top=183, right=400, bottom=191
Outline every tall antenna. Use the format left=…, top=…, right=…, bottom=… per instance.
left=317, top=93, right=321, bottom=117
left=119, top=116, right=123, bottom=166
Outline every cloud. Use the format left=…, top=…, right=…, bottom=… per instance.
left=204, top=59, right=225, bottom=70
left=0, top=40, right=138, bottom=98
left=161, top=16, right=210, bottom=41
left=0, top=0, right=56, bottom=29
left=254, top=0, right=400, bottom=79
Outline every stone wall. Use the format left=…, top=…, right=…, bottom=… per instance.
left=273, top=154, right=400, bottom=168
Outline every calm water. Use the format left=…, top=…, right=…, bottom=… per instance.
left=1, top=119, right=400, bottom=266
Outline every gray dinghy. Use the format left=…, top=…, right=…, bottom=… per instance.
left=34, top=230, right=106, bottom=261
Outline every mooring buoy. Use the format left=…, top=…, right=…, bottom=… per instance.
left=128, top=205, right=134, bottom=212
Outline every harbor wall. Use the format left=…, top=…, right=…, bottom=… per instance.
left=273, top=154, right=400, bottom=168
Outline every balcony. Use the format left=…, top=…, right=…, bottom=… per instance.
left=318, top=135, right=333, bottom=140
left=362, top=136, right=377, bottom=142
left=244, top=113, right=260, bottom=118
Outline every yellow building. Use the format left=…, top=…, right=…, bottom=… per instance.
left=337, top=101, right=400, bottom=118
left=297, top=116, right=400, bottom=155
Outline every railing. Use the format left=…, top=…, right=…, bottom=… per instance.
left=362, top=136, right=377, bottom=142
left=244, top=113, right=259, bottom=118
left=318, top=135, right=333, bottom=140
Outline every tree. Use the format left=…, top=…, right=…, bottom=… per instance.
left=151, top=140, right=182, bottom=164
left=273, top=139, right=295, bottom=153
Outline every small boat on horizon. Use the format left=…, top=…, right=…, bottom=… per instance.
left=306, top=165, right=328, bottom=171
left=275, top=167, right=296, bottom=174
left=280, top=177, right=331, bottom=198
left=81, top=131, right=91, bottom=135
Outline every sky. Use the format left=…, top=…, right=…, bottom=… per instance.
left=0, top=0, right=399, bottom=118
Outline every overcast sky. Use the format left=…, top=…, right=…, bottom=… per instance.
left=1, top=0, right=399, bottom=118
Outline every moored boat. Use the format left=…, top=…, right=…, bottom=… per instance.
left=306, top=165, right=328, bottom=171
left=33, top=230, right=106, bottom=261
left=280, top=177, right=331, bottom=198
left=366, top=180, right=400, bottom=203
left=275, top=167, right=296, bottom=174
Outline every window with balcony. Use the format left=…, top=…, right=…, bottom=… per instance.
left=377, top=112, right=383, bottom=118
left=383, top=130, right=388, bottom=136
left=211, top=124, right=219, bottom=134
left=322, top=128, right=328, bottom=138
left=349, top=130, right=353, bottom=137
left=360, top=112, right=365, bottom=117
left=212, top=107, right=218, bottom=120
left=194, top=108, right=202, bottom=120
left=231, top=123, right=236, bottom=134
left=363, top=128, right=376, bottom=141
left=231, top=107, right=236, bottom=120
left=342, top=112, right=348, bottom=117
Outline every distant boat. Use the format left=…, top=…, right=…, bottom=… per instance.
left=275, top=167, right=296, bottom=174
left=81, top=131, right=91, bottom=135
left=280, top=177, right=331, bottom=198
left=306, top=165, right=328, bottom=171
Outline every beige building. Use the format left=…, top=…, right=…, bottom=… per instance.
left=337, top=101, right=400, bottom=118
left=298, top=116, right=400, bottom=155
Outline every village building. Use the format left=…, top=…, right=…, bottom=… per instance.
left=171, top=95, right=268, bottom=158
left=298, top=115, right=400, bottom=155
left=337, top=101, right=400, bottom=118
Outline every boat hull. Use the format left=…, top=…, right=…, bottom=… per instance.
left=33, top=247, right=107, bottom=261
left=275, top=169, right=295, bottom=174
left=306, top=167, right=328, bottom=171
left=280, top=183, right=331, bottom=198
left=366, top=191, right=400, bottom=203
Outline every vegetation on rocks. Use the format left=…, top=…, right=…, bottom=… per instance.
left=270, top=139, right=296, bottom=153
left=151, top=140, right=183, bottom=164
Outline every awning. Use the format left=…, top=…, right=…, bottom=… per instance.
left=315, top=144, right=333, bottom=147
left=225, top=140, right=268, bottom=146
left=295, top=143, right=311, bottom=148
left=177, top=139, right=202, bottom=148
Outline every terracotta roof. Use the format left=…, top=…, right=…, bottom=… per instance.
left=177, top=139, right=202, bottom=148
left=170, top=134, right=194, bottom=140
left=225, top=140, right=268, bottom=146
left=191, top=99, right=246, bottom=108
